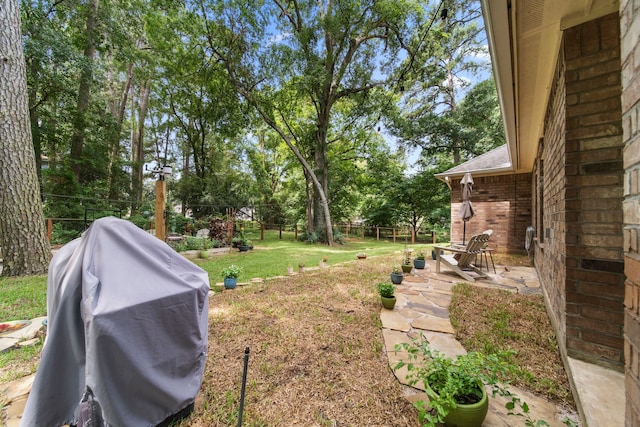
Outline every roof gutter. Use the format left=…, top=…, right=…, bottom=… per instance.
left=480, top=0, right=518, bottom=171
left=434, top=166, right=516, bottom=188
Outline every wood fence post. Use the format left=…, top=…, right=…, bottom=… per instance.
left=279, top=225, right=282, bottom=239
left=376, top=227, right=379, bottom=241
left=393, top=228, right=396, bottom=243
left=295, top=225, right=298, bottom=239
left=432, top=230, right=436, bottom=244
left=261, top=223, right=265, bottom=240
left=411, top=228, right=415, bottom=244
left=362, top=227, right=365, bottom=240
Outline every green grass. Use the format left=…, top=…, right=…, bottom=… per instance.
left=0, top=233, right=435, bottom=321
left=0, top=275, right=47, bottom=321
left=0, top=336, right=44, bottom=383
left=194, top=231, right=433, bottom=282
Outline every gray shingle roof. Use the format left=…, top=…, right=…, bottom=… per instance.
left=434, top=144, right=512, bottom=181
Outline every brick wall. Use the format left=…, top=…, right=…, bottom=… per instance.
left=536, top=13, right=625, bottom=371
left=535, top=43, right=569, bottom=347
left=621, top=0, right=640, bottom=423
left=564, top=13, right=624, bottom=369
left=450, top=173, right=531, bottom=253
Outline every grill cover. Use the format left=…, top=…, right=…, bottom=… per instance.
left=21, top=217, right=209, bottom=427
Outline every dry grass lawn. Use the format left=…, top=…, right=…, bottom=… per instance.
left=2, top=252, right=575, bottom=426
left=188, top=255, right=419, bottom=426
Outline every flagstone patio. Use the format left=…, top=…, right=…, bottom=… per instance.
left=383, top=259, right=623, bottom=427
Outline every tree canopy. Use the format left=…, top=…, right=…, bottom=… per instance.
left=1, top=0, right=505, bottom=267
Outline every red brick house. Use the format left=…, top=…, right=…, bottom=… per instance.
left=471, top=0, right=640, bottom=425
left=435, top=144, right=532, bottom=253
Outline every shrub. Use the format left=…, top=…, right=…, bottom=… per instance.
left=376, top=282, right=395, bottom=298
left=221, top=264, right=242, bottom=279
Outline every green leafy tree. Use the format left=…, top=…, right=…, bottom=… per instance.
left=391, top=0, right=497, bottom=165
left=195, top=0, right=430, bottom=244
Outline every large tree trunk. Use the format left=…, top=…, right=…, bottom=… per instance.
left=0, top=0, right=52, bottom=276
left=28, top=59, right=42, bottom=184
left=107, top=62, right=134, bottom=198
left=131, top=79, right=151, bottom=214
left=303, top=169, right=314, bottom=233
left=70, top=0, right=99, bottom=182
left=312, top=106, right=334, bottom=244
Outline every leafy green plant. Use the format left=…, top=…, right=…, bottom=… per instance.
left=221, top=264, right=242, bottom=279
left=298, top=231, right=319, bottom=243
left=376, top=282, right=395, bottom=298
left=403, top=250, right=412, bottom=265
left=415, top=251, right=425, bottom=260
left=391, top=266, right=402, bottom=275
left=395, top=338, right=549, bottom=427
left=232, top=234, right=248, bottom=247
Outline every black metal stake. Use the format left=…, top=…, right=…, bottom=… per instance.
left=237, top=347, right=250, bottom=427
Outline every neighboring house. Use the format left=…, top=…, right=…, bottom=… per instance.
left=435, top=144, right=531, bottom=254
left=478, top=0, right=640, bottom=425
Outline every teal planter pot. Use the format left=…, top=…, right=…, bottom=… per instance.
left=390, top=272, right=403, bottom=284
left=224, top=277, right=237, bottom=289
left=413, top=258, right=426, bottom=269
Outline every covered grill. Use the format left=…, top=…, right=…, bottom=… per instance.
left=21, top=217, right=209, bottom=427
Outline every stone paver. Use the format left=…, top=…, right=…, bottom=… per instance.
left=382, top=260, right=580, bottom=426
left=0, top=317, right=46, bottom=352
left=411, top=314, right=455, bottom=334
left=1, top=374, right=35, bottom=427
left=380, top=310, right=411, bottom=332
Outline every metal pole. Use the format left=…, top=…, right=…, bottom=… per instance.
left=237, top=347, right=250, bottom=427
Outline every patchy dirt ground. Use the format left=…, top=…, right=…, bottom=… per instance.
left=187, top=256, right=419, bottom=426
left=450, top=283, right=575, bottom=410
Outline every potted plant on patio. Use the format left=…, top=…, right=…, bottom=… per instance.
left=377, top=282, right=396, bottom=310
left=394, top=338, right=528, bottom=427
left=390, top=266, right=404, bottom=284
left=221, top=264, right=242, bottom=289
left=414, top=251, right=426, bottom=269
left=401, top=251, right=413, bottom=273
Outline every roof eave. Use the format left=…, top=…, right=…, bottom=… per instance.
left=434, top=166, right=517, bottom=185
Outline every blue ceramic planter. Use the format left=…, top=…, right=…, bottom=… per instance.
left=390, top=272, right=403, bottom=284
left=224, top=277, right=237, bottom=289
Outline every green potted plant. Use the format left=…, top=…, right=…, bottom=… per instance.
left=221, top=264, right=242, bottom=289
left=395, top=339, right=522, bottom=427
left=402, top=251, right=413, bottom=273
left=298, top=262, right=305, bottom=273
left=390, top=266, right=403, bottom=284
left=414, top=251, right=426, bottom=269
left=376, top=282, right=396, bottom=309
left=238, top=237, right=250, bottom=252
left=357, top=252, right=367, bottom=259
